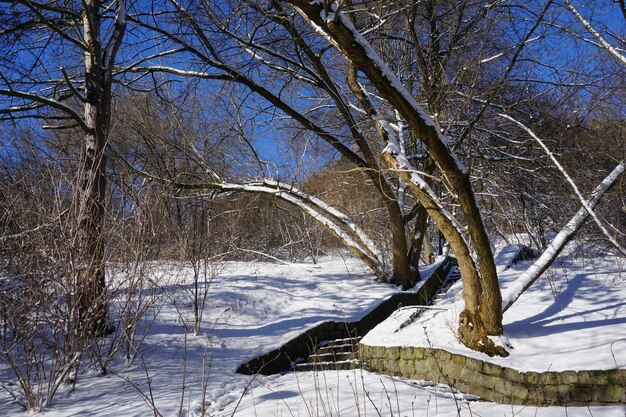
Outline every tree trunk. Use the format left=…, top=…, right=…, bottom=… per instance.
left=386, top=195, right=416, bottom=288
left=77, top=0, right=111, bottom=334
left=409, top=205, right=432, bottom=265
left=287, top=0, right=505, bottom=354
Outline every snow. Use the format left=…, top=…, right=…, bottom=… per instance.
left=1, top=252, right=625, bottom=416
left=501, top=161, right=625, bottom=309
left=363, top=248, right=626, bottom=373
left=331, top=8, right=468, bottom=174
left=494, top=244, right=525, bottom=274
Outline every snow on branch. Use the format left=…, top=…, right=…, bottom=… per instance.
left=110, top=145, right=383, bottom=275
left=288, top=0, right=499, bottom=290
left=564, top=0, right=626, bottom=67
left=383, top=144, right=467, bottom=242
left=501, top=161, right=625, bottom=312
left=260, top=179, right=383, bottom=262
left=499, top=113, right=626, bottom=258
left=0, top=210, right=69, bottom=243
left=343, top=49, right=473, bottom=267
left=0, top=89, right=91, bottom=133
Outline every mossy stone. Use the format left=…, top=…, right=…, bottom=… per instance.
left=384, top=358, right=400, bottom=374
left=459, top=365, right=476, bottom=382
left=556, top=385, right=571, bottom=404
left=451, top=354, right=466, bottom=366
left=508, top=384, right=530, bottom=402
left=464, top=357, right=483, bottom=371
left=413, top=347, right=425, bottom=360
left=384, top=346, right=400, bottom=361
left=398, top=358, right=415, bottom=375
left=568, top=385, right=594, bottom=403
left=576, top=370, right=598, bottom=385
left=558, top=370, right=578, bottom=385
left=608, top=369, right=626, bottom=385
left=482, top=361, right=503, bottom=377
left=525, top=371, right=540, bottom=385
left=443, top=362, right=462, bottom=382
left=435, top=349, right=452, bottom=362
left=538, top=372, right=558, bottom=386
left=592, top=384, right=625, bottom=403
left=400, top=347, right=414, bottom=360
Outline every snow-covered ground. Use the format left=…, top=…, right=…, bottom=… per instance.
left=1, top=250, right=625, bottom=416
left=365, top=252, right=626, bottom=372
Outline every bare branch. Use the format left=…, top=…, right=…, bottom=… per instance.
left=502, top=161, right=625, bottom=311
left=564, top=0, right=626, bottom=66
left=499, top=113, right=626, bottom=257
left=0, top=88, right=91, bottom=132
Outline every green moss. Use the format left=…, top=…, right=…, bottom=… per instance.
left=383, top=346, right=400, bottom=361
left=558, top=370, right=578, bottom=385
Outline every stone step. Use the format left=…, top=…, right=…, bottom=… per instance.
left=323, top=336, right=361, bottom=347
left=294, top=266, right=460, bottom=372
left=294, top=360, right=359, bottom=372
left=307, top=351, right=357, bottom=363
left=291, top=336, right=361, bottom=371
left=428, top=267, right=461, bottom=305
left=316, top=343, right=359, bottom=355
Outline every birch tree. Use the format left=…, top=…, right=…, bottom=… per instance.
left=496, top=0, right=626, bottom=310
left=563, top=0, right=626, bottom=66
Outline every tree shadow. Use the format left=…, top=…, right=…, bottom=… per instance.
left=505, top=272, right=626, bottom=338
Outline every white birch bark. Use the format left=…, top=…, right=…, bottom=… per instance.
left=502, top=161, right=625, bottom=311
left=500, top=113, right=626, bottom=257
left=564, top=0, right=626, bottom=67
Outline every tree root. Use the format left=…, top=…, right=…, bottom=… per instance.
left=458, top=311, right=509, bottom=357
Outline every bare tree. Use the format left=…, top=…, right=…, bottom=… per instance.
left=0, top=0, right=127, bottom=333
left=113, top=2, right=626, bottom=363
left=119, top=0, right=626, bottom=356
left=2, top=0, right=617, bottom=359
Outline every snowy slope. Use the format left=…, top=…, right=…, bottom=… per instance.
left=1, top=252, right=624, bottom=416
left=364, top=253, right=626, bottom=372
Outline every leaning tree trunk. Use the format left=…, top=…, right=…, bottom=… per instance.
left=408, top=205, right=432, bottom=265
left=345, top=63, right=417, bottom=288
left=385, top=194, right=416, bottom=288
left=286, top=0, right=505, bottom=354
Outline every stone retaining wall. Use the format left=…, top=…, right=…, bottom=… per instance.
left=236, top=257, right=455, bottom=375
left=359, top=344, right=626, bottom=406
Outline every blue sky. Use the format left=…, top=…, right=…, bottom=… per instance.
left=1, top=0, right=624, bottom=181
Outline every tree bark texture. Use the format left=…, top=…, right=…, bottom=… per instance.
left=288, top=0, right=505, bottom=354
left=75, top=0, right=116, bottom=334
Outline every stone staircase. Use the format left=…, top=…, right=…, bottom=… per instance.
left=237, top=257, right=457, bottom=376
left=429, top=265, right=461, bottom=304
left=293, top=264, right=463, bottom=372
left=293, top=336, right=362, bottom=372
